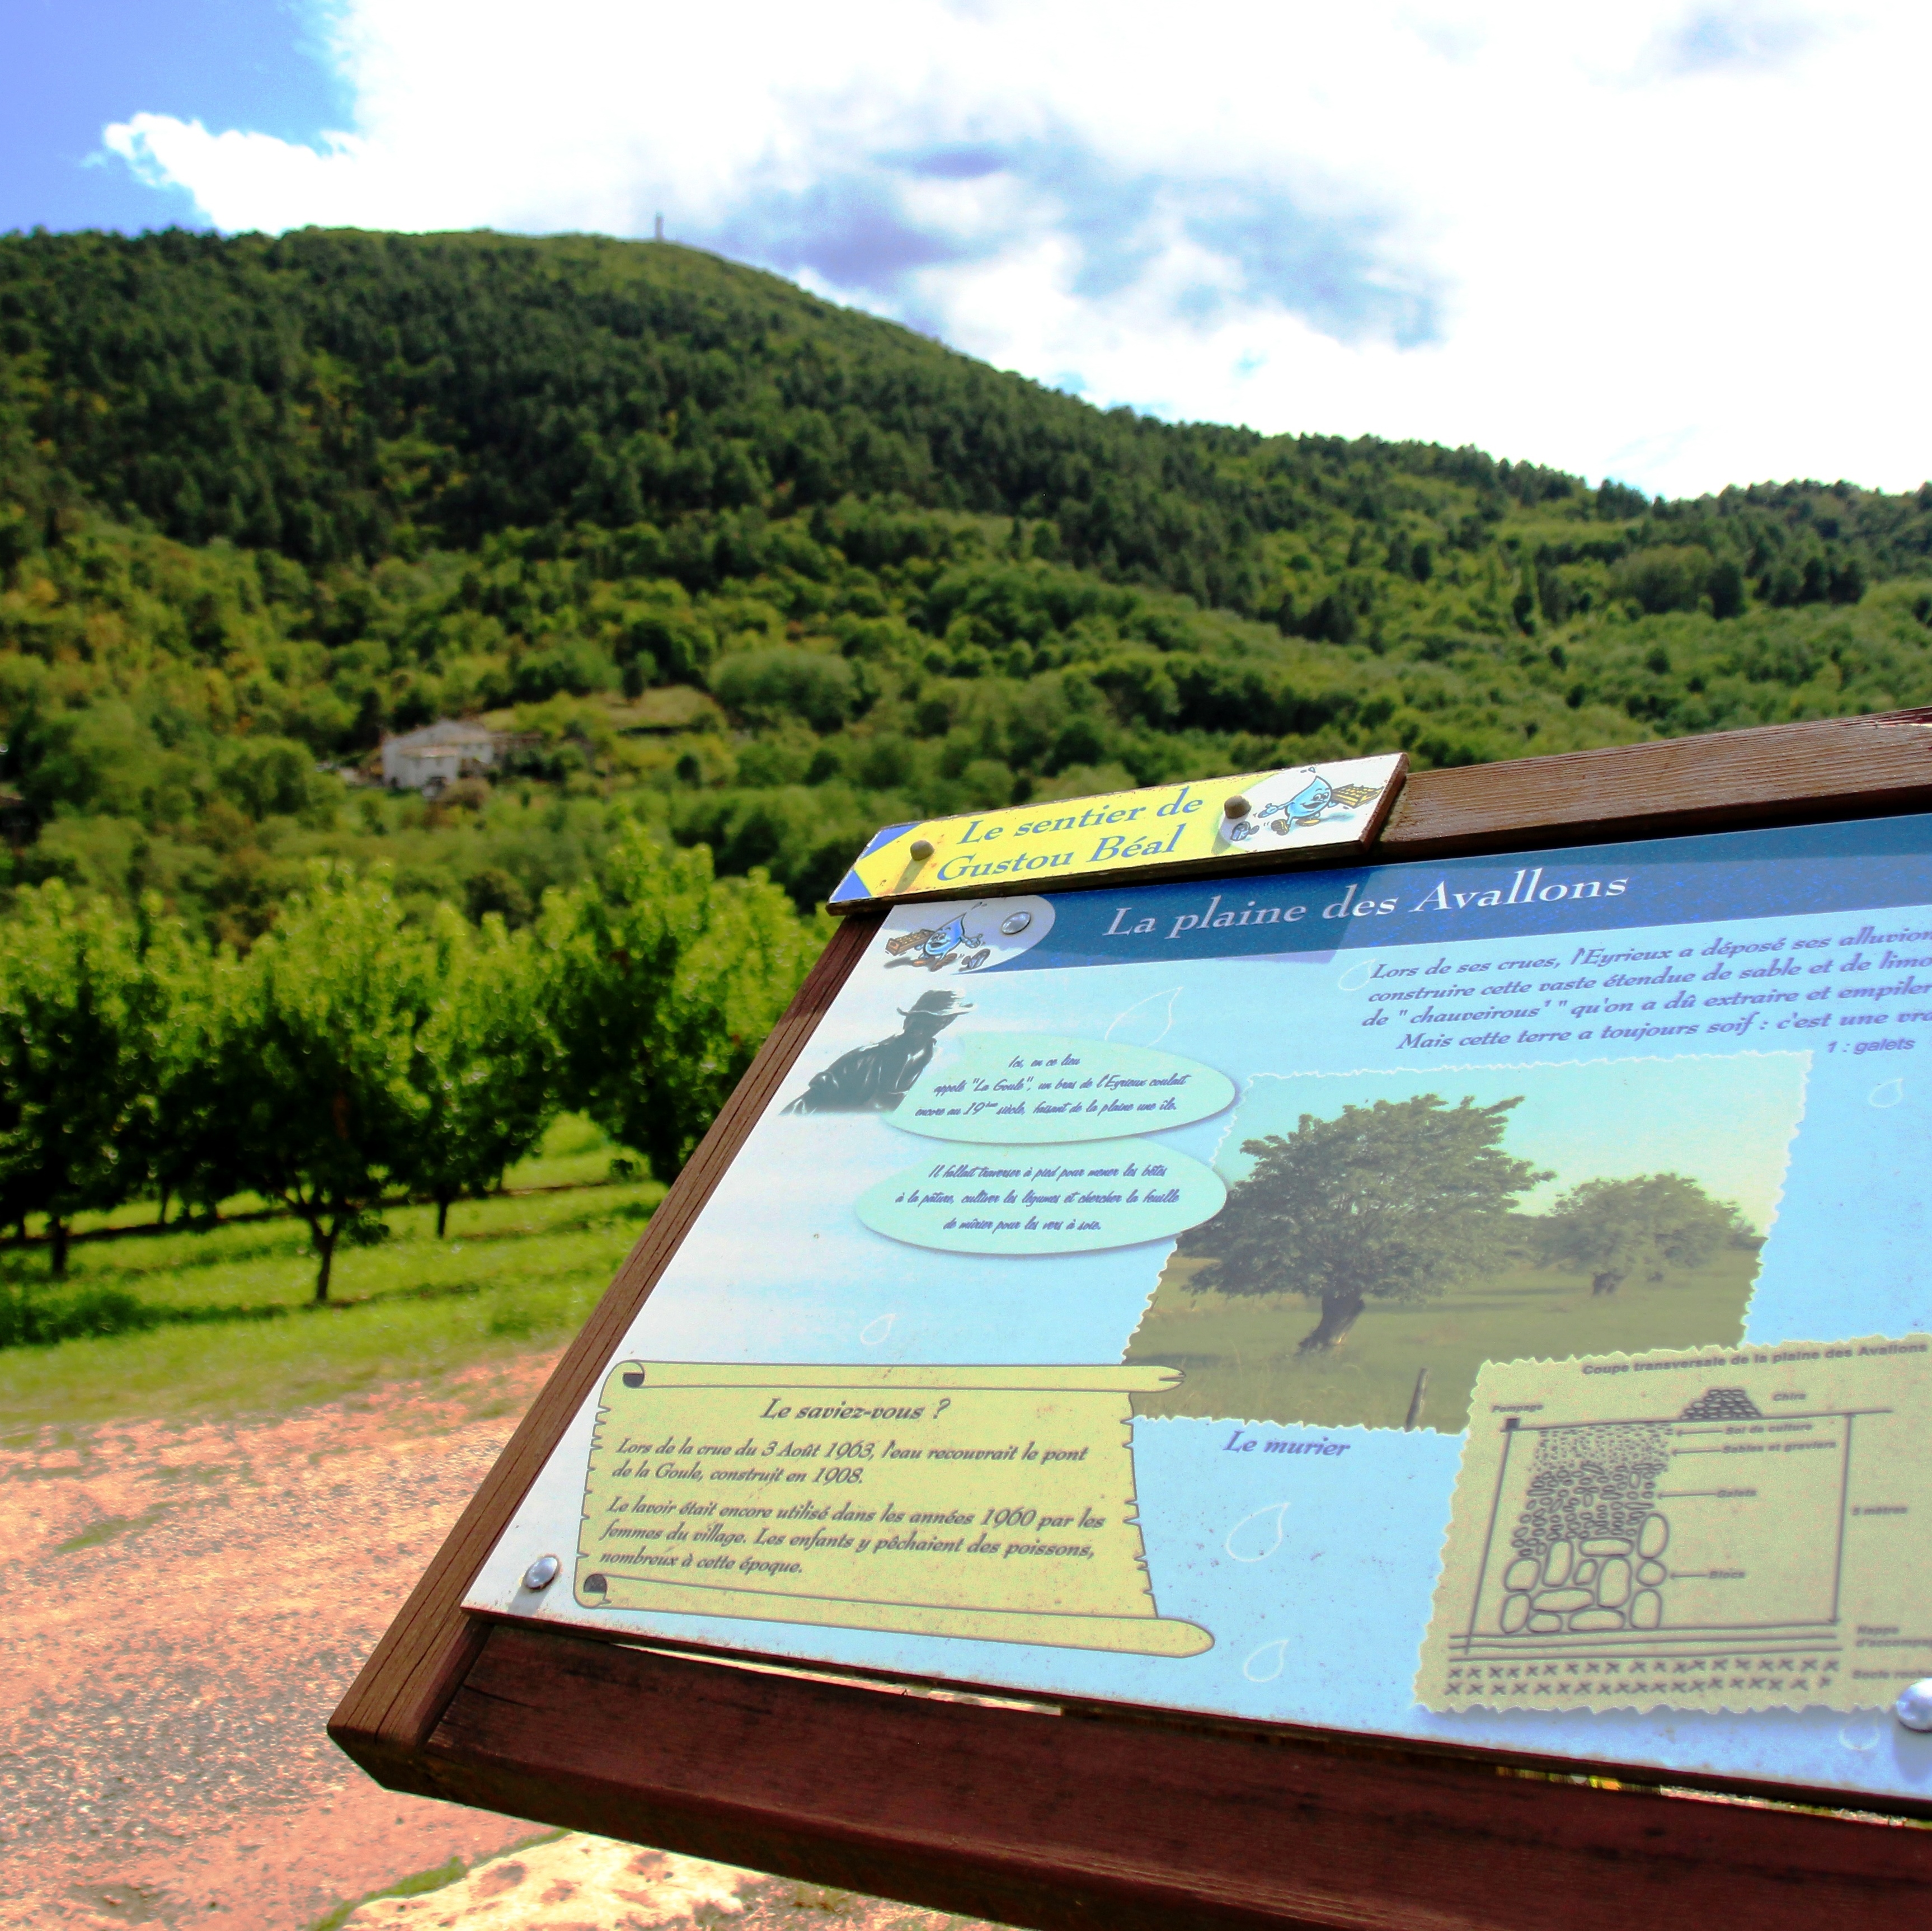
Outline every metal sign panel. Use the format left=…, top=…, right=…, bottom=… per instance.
left=471, top=807, right=1932, bottom=1808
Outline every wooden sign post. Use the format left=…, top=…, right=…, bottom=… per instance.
left=334, top=712, right=1932, bottom=1930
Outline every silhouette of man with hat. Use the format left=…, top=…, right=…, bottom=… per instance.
left=783, top=990, right=973, bottom=1114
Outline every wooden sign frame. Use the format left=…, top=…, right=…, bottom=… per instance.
left=333, top=708, right=1932, bottom=1931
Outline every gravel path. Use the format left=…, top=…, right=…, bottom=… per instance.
left=1, top=1358, right=1003, bottom=1931
left=0, top=1357, right=563, bottom=1930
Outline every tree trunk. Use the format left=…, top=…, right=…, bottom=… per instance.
left=1403, top=1366, right=1430, bottom=1431
left=313, top=1224, right=339, bottom=1303
left=1296, top=1292, right=1366, bottom=1352
left=1591, top=1269, right=1625, bottom=1296
left=49, top=1218, right=69, bottom=1279
left=436, top=1195, right=451, bottom=1240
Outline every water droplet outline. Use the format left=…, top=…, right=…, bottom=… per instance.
left=1225, top=1500, right=1291, bottom=1563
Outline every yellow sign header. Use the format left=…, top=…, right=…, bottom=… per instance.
left=827, top=753, right=1405, bottom=910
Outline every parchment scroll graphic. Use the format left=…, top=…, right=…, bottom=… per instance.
left=575, top=1362, right=1212, bottom=1656
left=1417, top=1336, right=1932, bottom=1712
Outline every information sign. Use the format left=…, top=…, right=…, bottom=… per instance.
left=469, top=806, right=1932, bottom=1806
left=335, top=712, right=1932, bottom=1931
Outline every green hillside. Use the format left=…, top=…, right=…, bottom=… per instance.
left=4, top=225, right=1931, bottom=933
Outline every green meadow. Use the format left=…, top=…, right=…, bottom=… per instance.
left=1126, top=1246, right=1763, bottom=1435
left=0, top=1114, right=662, bottom=1434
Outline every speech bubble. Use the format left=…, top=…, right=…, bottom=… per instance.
left=855, top=1140, right=1226, bottom=1256
left=891, top=1032, right=1235, bottom=1144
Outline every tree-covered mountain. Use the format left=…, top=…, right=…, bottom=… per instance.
left=3, top=225, right=1931, bottom=935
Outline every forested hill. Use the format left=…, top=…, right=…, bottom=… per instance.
left=3, top=225, right=1932, bottom=937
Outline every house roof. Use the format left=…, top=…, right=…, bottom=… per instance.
left=383, top=719, right=497, bottom=751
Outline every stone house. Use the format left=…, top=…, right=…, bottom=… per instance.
left=380, top=720, right=501, bottom=793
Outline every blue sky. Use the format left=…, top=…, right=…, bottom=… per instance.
left=7, top=1, right=1930, bottom=500
left=1, top=0, right=347, bottom=233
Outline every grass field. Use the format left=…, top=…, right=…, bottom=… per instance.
left=0, top=1114, right=664, bottom=1434
left=1125, top=1246, right=1764, bottom=1435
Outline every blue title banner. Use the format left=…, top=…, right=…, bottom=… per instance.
left=1005, top=811, right=1932, bottom=972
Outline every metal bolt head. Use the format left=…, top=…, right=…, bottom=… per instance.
left=1224, top=795, right=1251, bottom=820
left=909, top=839, right=936, bottom=862
left=522, top=1554, right=561, bottom=1592
left=999, top=910, right=1031, bottom=936
left=1896, top=1679, right=1932, bottom=1730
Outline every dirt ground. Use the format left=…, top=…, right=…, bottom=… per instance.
left=0, top=1355, right=993, bottom=1931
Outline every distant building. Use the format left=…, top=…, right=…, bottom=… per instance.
left=380, top=720, right=500, bottom=793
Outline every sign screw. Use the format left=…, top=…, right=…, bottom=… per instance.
left=1224, top=795, right=1251, bottom=819
left=909, top=839, right=935, bottom=862
left=522, top=1554, right=561, bottom=1591
left=1895, top=1680, right=1932, bottom=1730
left=1886, top=1685, right=1932, bottom=1732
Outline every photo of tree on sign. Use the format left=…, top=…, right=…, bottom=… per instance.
left=1126, top=1054, right=1803, bottom=1434
left=1533, top=1174, right=1749, bottom=1297
left=1190, top=1094, right=1549, bottom=1355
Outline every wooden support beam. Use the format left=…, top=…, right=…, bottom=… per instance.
left=1374, top=708, right=1932, bottom=859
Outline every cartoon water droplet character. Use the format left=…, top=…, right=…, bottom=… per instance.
left=1285, top=774, right=1337, bottom=824
left=783, top=990, right=974, bottom=1114
left=1256, top=773, right=1385, bottom=834
left=884, top=912, right=988, bottom=972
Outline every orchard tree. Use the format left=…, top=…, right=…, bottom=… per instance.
left=147, top=912, right=244, bottom=1226
left=1534, top=1173, right=1744, bottom=1295
left=408, top=907, right=558, bottom=1238
left=542, top=827, right=822, bottom=1181
left=1188, top=1094, right=1549, bottom=1352
left=0, top=884, right=171, bottom=1275
left=217, top=866, right=436, bottom=1300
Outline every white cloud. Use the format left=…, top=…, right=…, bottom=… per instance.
left=104, top=0, right=1932, bottom=498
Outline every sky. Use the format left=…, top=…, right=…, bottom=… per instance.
left=7, top=0, right=1929, bottom=500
